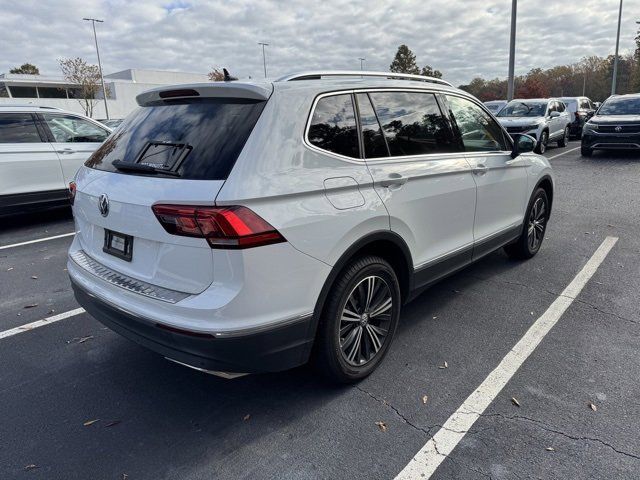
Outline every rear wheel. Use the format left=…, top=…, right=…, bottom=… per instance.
left=535, top=131, right=548, bottom=154
left=581, top=145, right=593, bottom=157
left=313, top=256, right=401, bottom=383
left=558, top=127, right=569, bottom=147
left=504, top=188, right=549, bottom=260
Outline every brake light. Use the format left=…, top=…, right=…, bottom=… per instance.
left=151, top=204, right=286, bottom=249
left=68, top=181, right=76, bottom=205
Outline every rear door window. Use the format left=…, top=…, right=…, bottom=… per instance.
left=308, top=94, right=359, bottom=158
left=368, top=91, right=457, bottom=156
left=445, top=95, right=509, bottom=152
left=0, top=113, right=42, bottom=143
left=355, top=93, right=389, bottom=159
left=86, top=98, right=266, bottom=180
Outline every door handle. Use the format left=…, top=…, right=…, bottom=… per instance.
left=56, top=148, right=74, bottom=155
left=379, top=173, right=408, bottom=188
left=472, top=164, right=488, bottom=176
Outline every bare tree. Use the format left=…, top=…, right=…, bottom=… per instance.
left=208, top=68, right=225, bottom=81
left=58, top=57, right=108, bottom=117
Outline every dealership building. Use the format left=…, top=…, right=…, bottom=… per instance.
left=0, top=68, right=209, bottom=119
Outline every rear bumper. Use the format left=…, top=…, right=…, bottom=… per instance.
left=72, top=280, right=316, bottom=373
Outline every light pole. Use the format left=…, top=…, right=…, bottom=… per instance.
left=358, top=57, right=366, bottom=71
left=506, top=0, right=517, bottom=101
left=611, top=0, right=623, bottom=95
left=258, top=42, right=269, bottom=78
left=83, top=18, right=109, bottom=119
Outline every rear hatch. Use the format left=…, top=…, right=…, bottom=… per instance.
left=72, top=83, right=271, bottom=295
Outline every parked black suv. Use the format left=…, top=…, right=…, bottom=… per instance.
left=581, top=94, right=640, bottom=157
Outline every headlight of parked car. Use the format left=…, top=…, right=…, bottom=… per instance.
left=583, top=122, right=598, bottom=132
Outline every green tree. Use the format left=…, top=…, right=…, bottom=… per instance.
left=9, top=63, right=39, bottom=75
left=420, top=65, right=443, bottom=79
left=389, top=45, right=420, bottom=74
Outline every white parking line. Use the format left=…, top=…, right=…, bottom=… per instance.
left=547, top=146, right=581, bottom=160
left=0, top=308, right=85, bottom=340
left=395, top=236, right=618, bottom=480
left=0, top=232, right=75, bottom=251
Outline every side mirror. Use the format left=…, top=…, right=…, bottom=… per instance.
left=511, top=134, right=536, bottom=158
left=549, top=111, right=561, bottom=118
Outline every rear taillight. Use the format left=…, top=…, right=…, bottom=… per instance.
left=151, top=204, right=286, bottom=249
left=68, top=181, right=76, bottom=205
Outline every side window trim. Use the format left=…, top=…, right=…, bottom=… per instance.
left=350, top=93, right=365, bottom=160
left=34, top=113, right=55, bottom=142
left=354, top=92, right=391, bottom=159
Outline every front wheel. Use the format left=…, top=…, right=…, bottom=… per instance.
left=313, top=256, right=401, bottom=383
left=557, top=127, right=569, bottom=147
left=535, top=131, right=548, bottom=154
left=581, top=145, right=593, bottom=157
left=504, top=188, right=549, bottom=260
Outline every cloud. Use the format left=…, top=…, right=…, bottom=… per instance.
left=0, top=0, right=638, bottom=87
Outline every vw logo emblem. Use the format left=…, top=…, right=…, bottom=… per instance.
left=615, top=126, right=623, bottom=132
left=98, top=194, right=110, bottom=217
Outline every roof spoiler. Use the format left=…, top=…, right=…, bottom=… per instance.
left=136, top=82, right=273, bottom=106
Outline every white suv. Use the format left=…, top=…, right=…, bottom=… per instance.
left=497, top=98, right=572, bottom=154
left=68, top=71, right=554, bottom=383
left=0, top=105, right=110, bottom=215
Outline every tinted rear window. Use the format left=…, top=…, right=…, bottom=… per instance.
left=308, top=94, right=359, bottom=158
left=86, top=98, right=266, bottom=180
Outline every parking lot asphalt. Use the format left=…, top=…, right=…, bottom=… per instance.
left=1, top=142, right=639, bottom=479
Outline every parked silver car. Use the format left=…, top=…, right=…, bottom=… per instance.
left=497, top=99, right=572, bottom=153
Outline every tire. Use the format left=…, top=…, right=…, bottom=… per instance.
left=557, top=127, right=569, bottom=147
left=504, top=188, right=549, bottom=260
left=581, top=145, right=593, bottom=157
left=535, top=130, right=548, bottom=154
left=313, top=255, right=401, bottom=383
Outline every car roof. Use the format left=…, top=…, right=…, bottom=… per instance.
left=0, top=105, right=66, bottom=113
left=137, top=70, right=471, bottom=106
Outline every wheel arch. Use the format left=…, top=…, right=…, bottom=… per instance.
left=534, top=174, right=554, bottom=214
left=311, top=231, right=413, bottom=330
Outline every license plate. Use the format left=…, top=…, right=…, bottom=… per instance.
left=103, top=229, right=133, bottom=261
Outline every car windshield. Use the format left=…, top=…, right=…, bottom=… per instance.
left=597, top=97, right=640, bottom=116
left=498, top=102, right=547, bottom=117
left=485, top=104, right=501, bottom=112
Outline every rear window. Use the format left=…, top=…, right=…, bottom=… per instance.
left=86, top=98, right=266, bottom=180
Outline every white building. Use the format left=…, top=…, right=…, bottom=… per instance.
left=0, top=68, right=209, bottom=119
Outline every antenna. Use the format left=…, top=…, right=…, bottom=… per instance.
left=223, top=68, right=238, bottom=82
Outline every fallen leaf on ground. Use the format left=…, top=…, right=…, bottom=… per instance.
left=589, top=402, right=597, bottom=412
left=105, top=420, right=121, bottom=427
left=122, top=474, right=128, bottom=480
left=243, top=414, right=250, bottom=421
left=432, top=316, right=438, bottom=320
left=438, top=361, right=448, bottom=369
left=24, top=304, right=38, bottom=309
left=83, top=419, right=100, bottom=426
left=24, top=464, right=39, bottom=470
left=511, top=397, right=521, bottom=407
left=422, top=395, right=428, bottom=405
left=6, top=267, right=13, bottom=271
left=375, top=421, right=387, bottom=432
left=545, top=447, right=555, bottom=452
left=78, top=335, right=94, bottom=344
left=31, top=275, right=38, bottom=279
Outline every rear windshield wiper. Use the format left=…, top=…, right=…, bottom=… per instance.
left=112, top=159, right=181, bottom=177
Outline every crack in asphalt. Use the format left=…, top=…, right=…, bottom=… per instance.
left=573, top=298, right=639, bottom=326
left=462, top=410, right=640, bottom=462
left=354, top=386, right=432, bottom=436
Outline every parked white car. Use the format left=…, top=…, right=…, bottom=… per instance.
left=0, top=105, right=111, bottom=215
left=68, top=71, right=554, bottom=383
left=484, top=100, right=507, bottom=115
left=497, top=99, right=572, bottom=153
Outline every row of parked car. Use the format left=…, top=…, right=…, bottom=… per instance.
left=485, top=93, right=640, bottom=156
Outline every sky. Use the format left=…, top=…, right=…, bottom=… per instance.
left=1, top=0, right=639, bottom=87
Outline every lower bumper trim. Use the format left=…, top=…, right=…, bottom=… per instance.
left=72, top=280, right=316, bottom=373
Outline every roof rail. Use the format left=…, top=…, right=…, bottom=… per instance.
left=276, top=70, right=453, bottom=87
left=0, top=104, right=63, bottom=110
